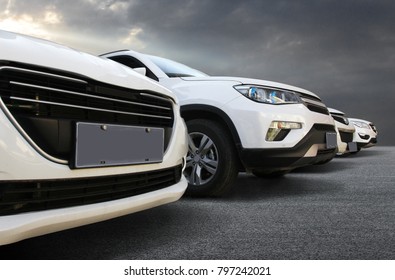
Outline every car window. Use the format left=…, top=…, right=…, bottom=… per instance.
left=148, top=55, right=208, bottom=78
left=108, top=55, right=159, bottom=81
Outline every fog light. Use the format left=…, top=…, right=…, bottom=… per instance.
left=266, top=121, right=302, bottom=141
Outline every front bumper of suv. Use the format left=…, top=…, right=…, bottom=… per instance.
left=239, top=123, right=337, bottom=171
left=224, top=96, right=337, bottom=171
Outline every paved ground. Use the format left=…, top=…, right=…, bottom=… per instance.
left=1, top=146, right=394, bottom=260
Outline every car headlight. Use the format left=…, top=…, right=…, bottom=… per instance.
left=352, top=121, right=370, bottom=129
left=234, top=85, right=302, bottom=104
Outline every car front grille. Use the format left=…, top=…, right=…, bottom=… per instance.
left=332, top=114, right=349, bottom=125
left=0, top=61, right=175, bottom=162
left=298, top=93, right=329, bottom=115
left=0, top=165, right=182, bottom=216
left=339, top=131, right=353, bottom=143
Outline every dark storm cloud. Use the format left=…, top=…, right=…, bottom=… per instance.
left=2, top=0, right=393, bottom=144
left=124, top=0, right=395, bottom=81
left=123, top=0, right=395, bottom=144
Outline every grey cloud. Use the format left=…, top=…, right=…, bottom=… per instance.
left=2, top=0, right=132, bottom=37
left=1, top=0, right=393, bottom=144
left=121, top=0, right=394, bottom=144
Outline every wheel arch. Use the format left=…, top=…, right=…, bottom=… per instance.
left=181, top=104, right=241, bottom=145
left=180, top=104, right=244, bottom=170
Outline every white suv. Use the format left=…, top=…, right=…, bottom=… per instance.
left=349, top=118, right=378, bottom=150
left=102, top=50, right=337, bottom=196
left=0, top=31, right=188, bottom=245
left=328, top=108, right=358, bottom=155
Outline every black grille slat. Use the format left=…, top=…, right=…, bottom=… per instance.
left=3, top=178, right=173, bottom=205
left=298, top=93, right=330, bottom=115
left=4, top=169, right=175, bottom=194
left=9, top=81, right=172, bottom=113
left=0, top=165, right=182, bottom=216
left=3, top=75, right=173, bottom=123
left=331, top=114, right=349, bottom=125
left=306, top=104, right=330, bottom=115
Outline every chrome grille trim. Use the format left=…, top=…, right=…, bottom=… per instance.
left=10, top=96, right=172, bottom=120
left=0, top=66, right=88, bottom=84
left=10, top=81, right=171, bottom=111
left=0, top=98, right=68, bottom=164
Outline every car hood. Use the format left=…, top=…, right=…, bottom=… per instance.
left=328, top=108, right=345, bottom=115
left=0, top=30, right=176, bottom=100
left=181, top=76, right=320, bottom=99
left=348, top=118, right=372, bottom=124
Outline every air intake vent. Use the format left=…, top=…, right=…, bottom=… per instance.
left=339, top=131, right=353, bottom=143
left=0, top=165, right=182, bottom=216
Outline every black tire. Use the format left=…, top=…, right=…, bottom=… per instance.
left=184, top=119, right=238, bottom=197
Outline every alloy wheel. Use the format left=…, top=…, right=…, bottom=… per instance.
left=184, top=132, right=219, bottom=186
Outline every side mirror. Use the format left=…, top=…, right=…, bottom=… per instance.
left=133, top=67, right=147, bottom=76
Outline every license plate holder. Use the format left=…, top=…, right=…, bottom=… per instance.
left=325, top=132, right=337, bottom=149
left=74, top=122, right=164, bottom=168
left=348, top=142, right=358, bottom=153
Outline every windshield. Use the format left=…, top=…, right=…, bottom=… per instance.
left=149, top=55, right=208, bottom=78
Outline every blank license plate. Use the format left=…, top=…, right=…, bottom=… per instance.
left=326, top=132, right=337, bottom=149
left=348, top=142, right=358, bottom=152
left=74, top=122, right=164, bottom=168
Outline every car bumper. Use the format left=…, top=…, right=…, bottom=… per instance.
left=224, top=98, right=335, bottom=149
left=336, top=126, right=357, bottom=155
left=0, top=176, right=187, bottom=245
left=353, top=127, right=377, bottom=148
left=0, top=102, right=188, bottom=244
left=239, top=123, right=337, bottom=171
left=223, top=98, right=336, bottom=170
left=357, top=137, right=377, bottom=149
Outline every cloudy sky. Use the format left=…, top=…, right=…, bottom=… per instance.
left=1, top=0, right=394, bottom=145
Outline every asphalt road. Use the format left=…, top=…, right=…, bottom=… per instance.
left=1, top=146, right=394, bottom=260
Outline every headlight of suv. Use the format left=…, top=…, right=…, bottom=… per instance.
left=234, top=85, right=302, bottom=104
left=352, top=121, right=370, bottom=129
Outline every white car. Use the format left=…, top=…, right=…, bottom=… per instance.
left=0, top=31, right=188, bottom=245
left=328, top=108, right=358, bottom=155
left=348, top=118, right=378, bottom=150
left=102, top=50, right=337, bottom=196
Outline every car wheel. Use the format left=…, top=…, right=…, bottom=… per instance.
left=184, top=119, right=238, bottom=196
